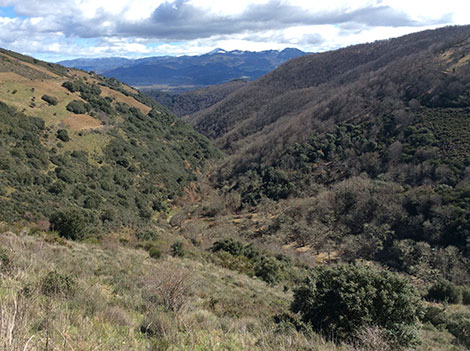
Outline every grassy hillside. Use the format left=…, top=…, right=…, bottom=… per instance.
left=0, top=49, right=219, bottom=235
left=1, top=222, right=468, bottom=351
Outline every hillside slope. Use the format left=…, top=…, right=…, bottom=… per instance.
left=183, top=26, right=470, bottom=289
left=0, top=48, right=218, bottom=234
left=189, top=25, right=470, bottom=177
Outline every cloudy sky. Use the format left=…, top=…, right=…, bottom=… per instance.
left=0, top=0, right=468, bottom=62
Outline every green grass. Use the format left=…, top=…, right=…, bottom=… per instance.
left=0, top=225, right=334, bottom=351
left=1, top=223, right=468, bottom=350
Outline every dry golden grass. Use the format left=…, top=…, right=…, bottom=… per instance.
left=63, top=114, right=103, bottom=131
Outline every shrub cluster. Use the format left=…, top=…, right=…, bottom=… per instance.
left=426, top=280, right=463, bottom=304
left=211, top=238, right=285, bottom=284
left=41, top=94, right=58, bottom=106
left=66, top=100, right=91, bottom=114
left=40, top=270, right=76, bottom=298
left=291, top=263, right=422, bottom=348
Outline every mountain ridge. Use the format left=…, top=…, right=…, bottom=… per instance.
left=58, top=48, right=308, bottom=90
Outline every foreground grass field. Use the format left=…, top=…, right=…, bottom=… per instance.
left=0, top=223, right=467, bottom=351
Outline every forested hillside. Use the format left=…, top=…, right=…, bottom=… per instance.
left=187, top=25, right=470, bottom=292
left=0, top=49, right=218, bottom=237
left=189, top=25, right=470, bottom=174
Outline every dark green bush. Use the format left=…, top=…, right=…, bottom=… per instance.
left=40, top=270, right=76, bottom=298
left=66, top=100, right=90, bottom=114
left=149, top=246, right=162, bottom=259
left=211, top=238, right=244, bottom=256
left=445, top=312, right=470, bottom=347
left=48, top=181, right=66, bottom=194
left=84, top=194, right=101, bottom=209
left=50, top=208, right=87, bottom=240
left=426, top=280, right=462, bottom=304
left=421, top=307, right=470, bottom=347
left=41, top=94, right=58, bottom=106
left=57, top=129, right=69, bottom=142
left=291, top=263, right=422, bottom=347
left=254, top=256, right=281, bottom=284
left=462, top=286, right=470, bottom=305
left=170, top=241, right=185, bottom=257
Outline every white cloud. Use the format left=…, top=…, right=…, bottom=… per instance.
left=0, top=0, right=467, bottom=60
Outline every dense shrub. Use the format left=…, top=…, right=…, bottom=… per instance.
left=170, top=241, right=185, bottom=257
left=211, top=238, right=244, bottom=256
left=48, top=181, right=66, bottom=194
left=40, top=270, right=76, bottom=298
left=254, top=256, right=281, bottom=284
left=66, top=100, right=90, bottom=114
left=57, top=129, right=69, bottom=142
left=41, top=94, right=58, bottom=106
left=50, top=208, right=87, bottom=240
left=445, top=312, right=470, bottom=347
left=422, top=307, right=470, bottom=348
left=462, top=286, right=470, bottom=305
left=291, top=263, right=422, bottom=347
left=426, top=280, right=462, bottom=304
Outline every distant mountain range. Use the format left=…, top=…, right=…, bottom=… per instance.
left=58, top=48, right=308, bottom=91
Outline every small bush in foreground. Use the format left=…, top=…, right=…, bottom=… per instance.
left=149, top=246, right=162, bottom=259
left=291, top=263, right=422, bottom=348
left=40, top=270, right=76, bottom=298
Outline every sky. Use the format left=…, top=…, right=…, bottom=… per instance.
left=0, top=0, right=469, bottom=62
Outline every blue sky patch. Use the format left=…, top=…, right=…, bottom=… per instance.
left=0, top=6, right=27, bottom=19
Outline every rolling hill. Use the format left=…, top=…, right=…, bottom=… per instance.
left=59, top=48, right=307, bottom=90
left=0, top=48, right=218, bottom=235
